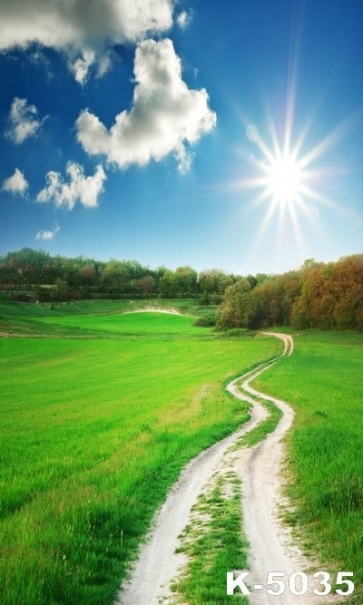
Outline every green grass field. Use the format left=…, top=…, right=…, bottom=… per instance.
left=2, top=301, right=362, bottom=604
left=254, top=330, right=363, bottom=603
left=0, top=302, right=280, bottom=605
left=37, top=308, right=204, bottom=337
left=0, top=299, right=211, bottom=338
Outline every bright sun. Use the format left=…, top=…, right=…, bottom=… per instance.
left=265, top=153, right=303, bottom=205
left=218, top=100, right=351, bottom=260
left=220, top=110, right=349, bottom=261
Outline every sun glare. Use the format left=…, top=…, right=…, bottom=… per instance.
left=223, top=102, right=355, bottom=260
left=265, top=153, right=303, bottom=206
left=211, top=104, right=355, bottom=267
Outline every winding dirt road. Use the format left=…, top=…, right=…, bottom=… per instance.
left=117, top=333, right=337, bottom=605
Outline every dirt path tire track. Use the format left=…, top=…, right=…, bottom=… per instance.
left=229, top=332, right=339, bottom=605
left=117, top=332, right=335, bottom=605
left=116, top=398, right=267, bottom=605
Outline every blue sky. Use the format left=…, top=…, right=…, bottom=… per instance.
left=0, top=0, right=362, bottom=275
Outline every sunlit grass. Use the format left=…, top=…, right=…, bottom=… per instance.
left=0, top=299, right=215, bottom=338
left=253, top=331, right=363, bottom=604
left=0, top=309, right=280, bottom=605
left=37, top=308, right=204, bottom=337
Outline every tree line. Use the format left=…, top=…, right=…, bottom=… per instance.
left=0, top=248, right=254, bottom=302
left=1, top=249, right=362, bottom=331
left=216, top=255, right=363, bottom=331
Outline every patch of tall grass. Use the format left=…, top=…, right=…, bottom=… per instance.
left=253, top=331, right=363, bottom=603
left=0, top=311, right=280, bottom=604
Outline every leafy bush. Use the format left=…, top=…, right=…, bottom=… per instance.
left=193, top=313, right=216, bottom=327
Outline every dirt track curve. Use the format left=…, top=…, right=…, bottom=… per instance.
left=117, top=333, right=338, bottom=605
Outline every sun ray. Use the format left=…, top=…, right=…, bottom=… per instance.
left=267, top=112, right=281, bottom=160
left=250, top=196, right=279, bottom=255
left=298, top=111, right=360, bottom=170
left=299, top=183, right=342, bottom=211
left=288, top=199, right=303, bottom=242
left=283, top=2, right=305, bottom=159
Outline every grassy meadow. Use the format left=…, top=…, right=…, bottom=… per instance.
left=254, top=330, right=363, bottom=603
left=0, top=301, right=280, bottom=605
left=0, top=299, right=210, bottom=338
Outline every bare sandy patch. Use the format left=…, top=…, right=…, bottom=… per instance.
left=124, top=306, right=182, bottom=315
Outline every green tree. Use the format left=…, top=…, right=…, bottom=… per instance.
left=174, top=266, right=198, bottom=295
left=216, top=279, right=252, bottom=328
left=159, top=270, right=178, bottom=298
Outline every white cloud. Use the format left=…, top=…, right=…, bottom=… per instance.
left=69, top=49, right=115, bottom=84
left=2, top=168, right=29, bottom=195
left=69, top=49, right=96, bottom=85
left=35, top=223, right=60, bottom=241
left=0, top=0, right=174, bottom=82
left=96, top=53, right=113, bottom=79
left=76, top=38, right=216, bottom=173
left=28, top=48, right=53, bottom=78
left=177, top=10, right=194, bottom=29
left=6, top=97, right=46, bottom=144
left=37, top=162, right=106, bottom=210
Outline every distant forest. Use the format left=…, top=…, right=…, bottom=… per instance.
left=1, top=248, right=362, bottom=331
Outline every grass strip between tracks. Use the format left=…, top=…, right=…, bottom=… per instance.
left=171, top=471, right=249, bottom=605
